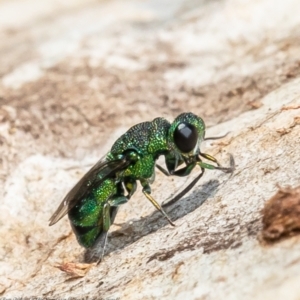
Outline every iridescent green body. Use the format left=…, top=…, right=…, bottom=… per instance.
left=49, top=112, right=234, bottom=260
left=109, top=117, right=171, bottom=179
left=69, top=179, right=116, bottom=247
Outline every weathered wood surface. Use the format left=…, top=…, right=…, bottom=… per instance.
left=1, top=0, right=300, bottom=299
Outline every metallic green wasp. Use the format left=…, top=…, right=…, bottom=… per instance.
left=49, top=112, right=234, bottom=262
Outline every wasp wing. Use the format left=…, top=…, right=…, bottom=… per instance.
left=49, top=156, right=130, bottom=226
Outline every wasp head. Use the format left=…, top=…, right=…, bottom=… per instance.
left=168, top=112, right=205, bottom=160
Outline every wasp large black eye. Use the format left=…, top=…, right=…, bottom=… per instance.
left=173, top=122, right=198, bottom=153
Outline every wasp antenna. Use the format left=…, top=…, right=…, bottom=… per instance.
left=204, top=132, right=230, bottom=141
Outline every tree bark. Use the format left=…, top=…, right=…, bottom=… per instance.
left=1, top=0, right=300, bottom=299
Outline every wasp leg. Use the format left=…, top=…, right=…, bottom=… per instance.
left=172, top=162, right=197, bottom=177
left=164, top=153, right=185, bottom=175
left=143, top=191, right=175, bottom=227
left=198, top=154, right=235, bottom=173
left=156, top=164, right=170, bottom=176
left=163, top=156, right=235, bottom=209
left=200, top=152, right=221, bottom=166
left=109, top=196, right=128, bottom=206
left=108, top=178, right=138, bottom=207
left=89, top=182, right=125, bottom=264
left=94, top=179, right=138, bottom=263
left=124, top=177, right=137, bottom=197
left=162, top=167, right=205, bottom=208
left=103, top=202, right=112, bottom=231
left=86, top=205, right=119, bottom=264
left=141, top=180, right=175, bottom=227
left=90, top=202, right=112, bottom=264
left=95, top=194, right=127, bottom=264
left=158, top=160, right=197, bottom=177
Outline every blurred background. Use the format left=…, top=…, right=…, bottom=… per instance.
left=2, top=0, right=299, bottom=171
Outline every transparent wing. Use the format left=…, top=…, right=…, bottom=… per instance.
left=49, top=156, right=130, bottom=226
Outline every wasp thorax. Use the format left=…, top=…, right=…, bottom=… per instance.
left=173, top=122, right=198, bottom=153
